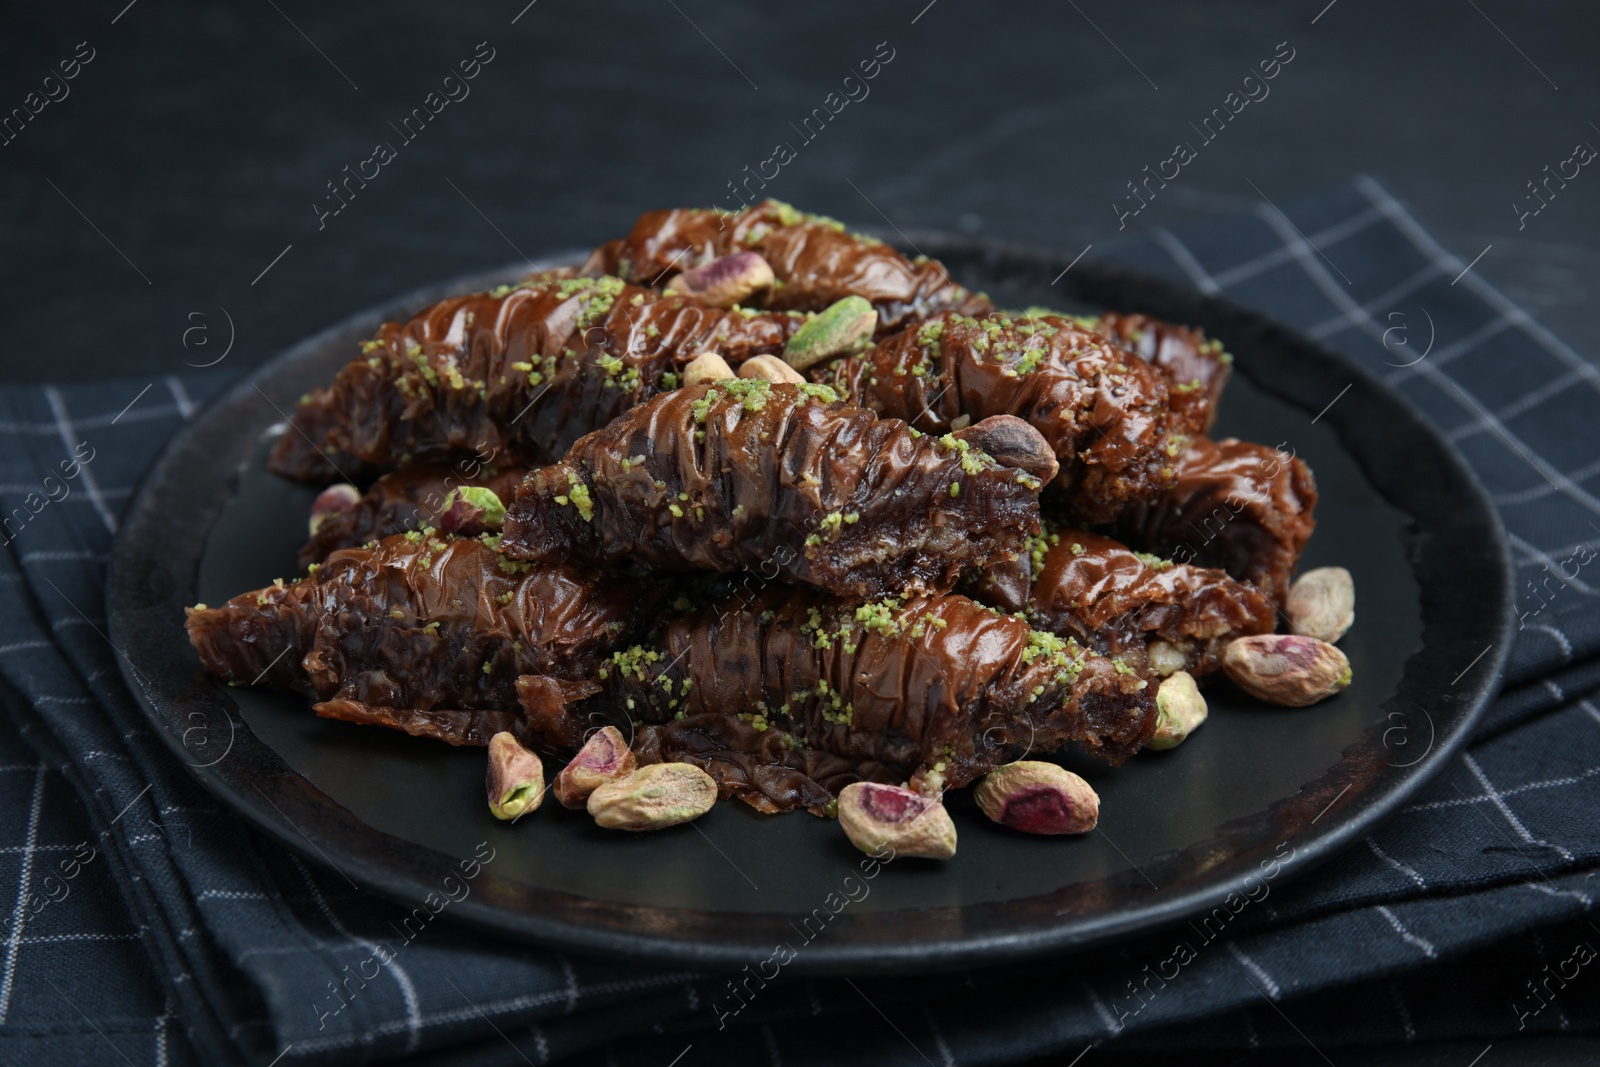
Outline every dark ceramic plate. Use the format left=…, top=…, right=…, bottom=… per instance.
left=106, top=239, right=1512, bottom=972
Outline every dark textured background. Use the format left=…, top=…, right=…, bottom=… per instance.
left=2, top=1, right=1597, bottom=1063
left=2, top=1, right=1596, bottom=386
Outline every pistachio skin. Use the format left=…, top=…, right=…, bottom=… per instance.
left=973, top=761, right=1099, bottom=834
left=738, top=354, right=807, bottom=385
left=682, top=351, right=736, bottom=387
left=439, top=486, right=506, bottom=535
left=1224, top=634, right=1352, bottom=707
left=486, top=731, right=546, bottom=821
left=1147, top=671, right=1207, bottom=750
left=836, top=782, right=957, bottom=859
left=1286, top=566, right=1355, bottom=644
left=552, top=725, right=637, bottom=809
left=308, top=483, right=361, bottom=537
left=783, top=296, right=877, bottom=370
left=587, top=762, right=717, bottom=830
left=664, top=251, right=776, bottom=308
left=951, top=414, right=1060, bottom=483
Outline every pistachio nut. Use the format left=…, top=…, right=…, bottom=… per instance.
left=738, top=354, right=806, bottom=385
left=1286, top=566, right=1355, bottom=644
left=439, top=485, right=506, bottom=535
left=682, top=351, right=736, bottom=387
left=486, top=731, right=545, bottom=821
left=973, top=761, right=1099, bottom=834
left=783, top=296, right=877, bottom=371
left=1146, top=639, right=1189, bottom=677
left=836, top=781, right=956, bottom=859
left=308, top=483, right=361, bottom=537
left=1223, top=634, right=1351, bottom=707
left=664, top=251, right=776, bottom=308
left=552, top=725, right=637, bottom=809
left=951, top=414, right=1060, bottom=483
left=1146, top=670, right=1207, bottom=750
left=587, top=762, right=717, bottom=830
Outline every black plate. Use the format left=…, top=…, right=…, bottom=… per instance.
left=106, top=240, right=1513, bottom=972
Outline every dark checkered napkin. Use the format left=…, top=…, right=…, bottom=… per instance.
left=0, top=179, right=1596, bottom=1065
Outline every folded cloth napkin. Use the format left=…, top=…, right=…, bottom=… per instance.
left=1, top=176, right=1597, bottom=1066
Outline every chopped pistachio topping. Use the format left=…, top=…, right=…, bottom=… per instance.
left=1021, top=628, right=1067, bottom=665
left=1025, top=530, right=1062, bottom=578
left=557, top=472, right=594, bottom=522
left=690, top=389, right=719, bottom=424
left=796, top=382, right=839, bottom=403
left=722, top=376, right=773, bottom=411
left=607, top=644, right=663, bottom=682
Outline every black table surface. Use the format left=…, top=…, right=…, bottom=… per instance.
left=3, top=1, right=1596, bottom=1063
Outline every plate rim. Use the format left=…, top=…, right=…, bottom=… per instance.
left=106, top=240, right=1514, bottom=972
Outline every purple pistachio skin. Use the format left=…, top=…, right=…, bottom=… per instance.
left=486, top=731, right=546, bottom=820
left=552, top=725, right=637, bottom=809
left=308, top=483, right=361, bottom=536
left=438, top=486, right=507, bottom=536
left=836, top=782, right=957, bottom=859
left=973, top=762, right=1099, bottom=834
left=1286, top=567, right=1355, bottom=644
left=666, top=252, right=776, bottom=308
left=1223, top=635, right=1352, bottom=707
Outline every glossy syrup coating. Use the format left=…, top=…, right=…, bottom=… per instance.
left=555, top=586, right=1158, bottom=814
left=1020, top=526, right=1275, bottom=678
left=297, top=462, right=528, bottom=570
left=1085, top=312, right=1232, bottom=430
left=498, top=381, right=1045, bottom=599
left=820, top=312, right=1205, bottom=525
left=584, top=200, right=991, bottom=333
left=185, top=531, right=655, bottom=747
left=1107, top=436, right=1318, bottom=604
left=267, top=276, right=805, bottom=483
